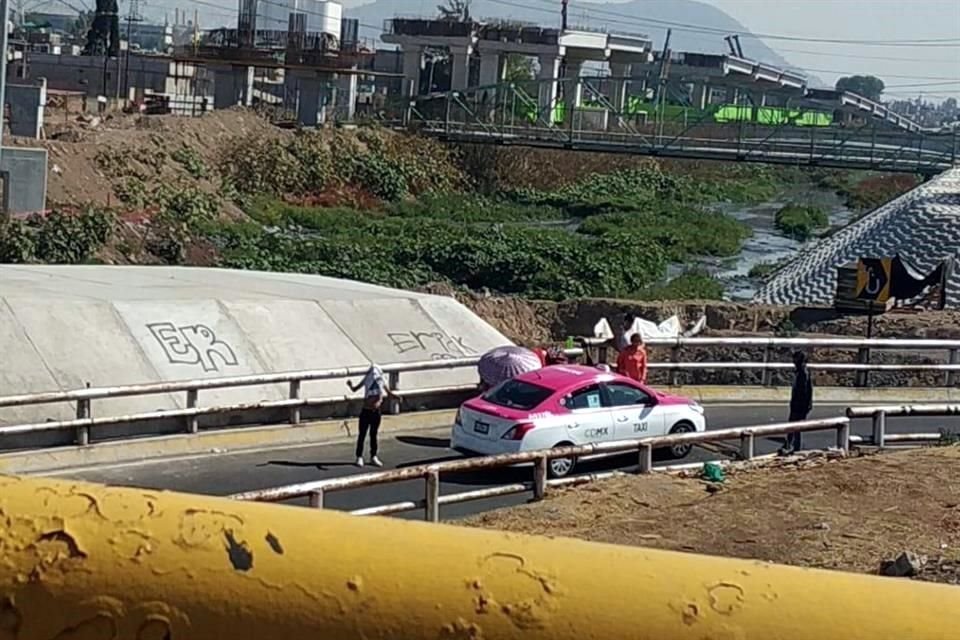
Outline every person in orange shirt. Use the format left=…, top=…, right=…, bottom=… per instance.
left=617, top=333, right=648, bottom=384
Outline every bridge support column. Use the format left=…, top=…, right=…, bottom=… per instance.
left=211, top=65, right=251, bottom=109
left=478, top=51, right=503, bottom=87
left=243, top=65, right=255, bottom=107
left=336, top=71, right=358, bottom=121
left=449, top=45, right=473, bottom=91
left=537, top=54, right=561, bottom=123
left=610, top=61, right=629, bottom=113
left=563, top=57, right=584, bottom=109
left=693, top=82, right=710, bottom=110
left=401, top=46, right=423, bottom=97
left=296, top=74, right=322, bottom=127
left=630, top=68, right=650, bottom=103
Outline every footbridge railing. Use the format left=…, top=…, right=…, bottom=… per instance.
left=398, top=78, right=959, bottom=174
left=3, top=474, right=957, bottom=639
left=0, top=337, right=959, bottom=448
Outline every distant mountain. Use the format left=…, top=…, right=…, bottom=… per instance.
left=348, top=0, right=822, bottom=85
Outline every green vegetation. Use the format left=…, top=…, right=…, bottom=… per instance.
left=774, top=203, right=829, bottom=241
left=220, top=129, right=463, bottom=203
left=204, top=162, right=760, bottom=300
left=172, top=146, right=209, bottom=179
left=211, top=202, right=666, bottom=300
left=811, top=169, right=921, bottom=213
left=636, top=269, right=725, bottom=301
left=0, top=208, right=115, bottom=264
left=749, top=260, right=787, bottom=281
left=43, top=126, right=829, bottom=302
left=835, top=75, right=885, bottom=101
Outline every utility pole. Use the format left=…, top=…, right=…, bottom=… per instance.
left=0, top=0, right=10, bottom=213
left=561, top=0, right=568, bottom=31
left=122, top=0, right=142, bottom=103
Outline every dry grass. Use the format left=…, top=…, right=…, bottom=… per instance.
left=462, top=447, right=960, bottom=584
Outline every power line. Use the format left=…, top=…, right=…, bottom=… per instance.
left=189, top=0, right=382, bottom=33
left=495, top=0, right=960, bottom=48
left=773, top=46, right=960, bottom=65
left=797, top=67, right=960, bottom=81
left=562, top=0, right=960, bottom=47
left=883, top=80, right=960, bottom=89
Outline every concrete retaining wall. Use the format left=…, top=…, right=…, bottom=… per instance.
left=0, top=268, right=512, bottom=442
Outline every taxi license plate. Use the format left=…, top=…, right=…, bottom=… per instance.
left=474, top=421, right=490, bottom=435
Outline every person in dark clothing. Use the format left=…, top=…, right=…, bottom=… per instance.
left=782, top=351, right=813, bottom=455
left=347, top=365, right=401, bottom=468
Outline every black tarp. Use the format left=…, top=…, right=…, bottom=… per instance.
left=890, top=255, right=950, bottom=306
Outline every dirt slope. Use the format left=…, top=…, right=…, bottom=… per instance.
left=11, top=109, right=287, bottom=207
left=463, top=447, right=960, bottom=584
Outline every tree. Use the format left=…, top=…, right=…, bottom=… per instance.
left=83, top=0, right=120, bottom=56
left=437, top=0, right=471, bottom=22
left=835, top=75, right=885, bottom=101
left=69, top=11, right=95, bottom=43
left=503, top=54, right=535, bottom=82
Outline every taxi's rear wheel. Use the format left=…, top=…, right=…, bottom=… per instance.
left=548, top=442, right=577, bottom=479
left=667, top=422, right=695, bottom=459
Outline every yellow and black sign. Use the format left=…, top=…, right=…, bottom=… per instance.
left=856, top=257, right=893, bottom=302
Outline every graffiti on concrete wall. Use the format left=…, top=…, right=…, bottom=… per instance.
left=387, top=331, right=475, bottom=360
left=147, top=322, right=239, bottom=372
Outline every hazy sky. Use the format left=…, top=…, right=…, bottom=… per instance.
left=705, top=0, right=960, bottom=100
left=339, top=0, right=960, bottom=100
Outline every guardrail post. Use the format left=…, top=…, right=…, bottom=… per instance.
left=185, top=389, right=199, bottom=434
left=855, top=347, right=870, bottom=387
left=425, top=470, right=440, bottom=522
left=388, top=372, right=401, bottom=415
left=740, top=432, right=755, bottom=460
left=75, top=393, right=91, bottom=446
left=533, top=455, right=548, bottom=501
left=836, top=422, right=851, bottom=453
left=308, top=489, right=325, bottom=509
left=638, top=443, right=653, bottom=474
left=288, top=380, right=302, bottom=425
left=669, top=346, right=680, bottom=386
left=872, top=410, right=886, bottom=449
left=761, top=345, right=772, bottom=387
left=948, top=349, right=959, bottom=387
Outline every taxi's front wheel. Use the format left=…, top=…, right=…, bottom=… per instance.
left=667, top=422, right=695, bottom=459
left=548, top=443, right=577, bottom=479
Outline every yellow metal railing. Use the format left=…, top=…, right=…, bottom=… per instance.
left=0, top=474, right=956, bottom=639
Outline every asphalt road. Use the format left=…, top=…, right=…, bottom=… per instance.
left=56, top=403, right=960, bottom=520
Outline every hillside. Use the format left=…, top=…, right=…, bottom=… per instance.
left=349, top=0, right=809, bottom=79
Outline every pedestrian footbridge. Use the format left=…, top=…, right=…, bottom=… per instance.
left=396, top=77, right=957, bottom=174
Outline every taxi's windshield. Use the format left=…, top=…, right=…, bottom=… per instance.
left=483, top=378, right=553, bottom=410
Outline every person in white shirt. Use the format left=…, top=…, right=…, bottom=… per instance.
left=347, top=365, right=401, bottom=467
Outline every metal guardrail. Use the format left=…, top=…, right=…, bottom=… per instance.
left=232, top=403, right=959, bottom=522
left=0, top=336, right=958, bottom=447
left=231, top=417, right=853, bottom=519
left=846, top=404, right=960, bottom=448
left=584, top=336, right=960, bottom=387
left=7, top=474, right=960, bottom=639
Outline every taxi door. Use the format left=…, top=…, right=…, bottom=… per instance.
left=559, top=382, right=615, bottom=445
left=603, top=382, right=665, bottom=442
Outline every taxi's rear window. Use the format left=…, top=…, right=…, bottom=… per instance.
left=483, top=379, right=553, bottom=410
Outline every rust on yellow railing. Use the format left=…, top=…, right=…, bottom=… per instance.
left=0, top=474, right=956, bottom=639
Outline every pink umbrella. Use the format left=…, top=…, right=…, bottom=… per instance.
left=478, top=345, right=543, bottom=388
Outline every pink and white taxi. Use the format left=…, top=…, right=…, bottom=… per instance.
left=451, top=365, right=706, bottom=478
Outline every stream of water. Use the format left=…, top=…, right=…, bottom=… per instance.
left=680, top=188, right=855, bottom=301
